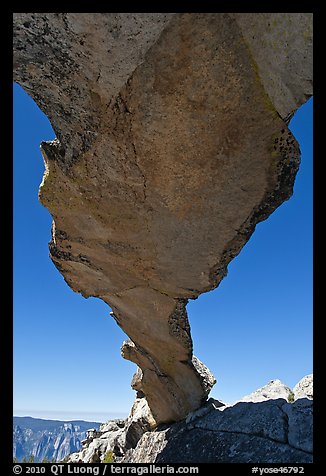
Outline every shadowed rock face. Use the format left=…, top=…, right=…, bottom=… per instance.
left=122, top=398, right=313, bottom=463
left=13, top=13, right=313, bottom=424
left=68, top=377, right=313, bottom=463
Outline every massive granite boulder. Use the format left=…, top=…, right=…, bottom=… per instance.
left=68, top=377, right=313, bottom=463
left=123, top=398, right=313, bottom=463
left=13, top=13, right=313, bottom=424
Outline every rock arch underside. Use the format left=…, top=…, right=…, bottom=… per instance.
left=13, top=13, right=313, bottom=425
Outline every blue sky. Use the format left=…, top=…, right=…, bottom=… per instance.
left=13, top=83, right=313, bottom=422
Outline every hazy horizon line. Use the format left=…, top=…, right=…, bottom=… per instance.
left=13, top=409, right=128, bottom=423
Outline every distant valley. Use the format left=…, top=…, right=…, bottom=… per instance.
left=13, top=416, right=101, bottom=462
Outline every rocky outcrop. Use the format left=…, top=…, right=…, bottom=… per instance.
left=68, top=397, right=155, bottom=463
left=68, top=376, right=313, bottom=463
left=293, top=374, right=313, bottom=401
left=239, top=379, right=294, bottom=403
left=13, top=13, right=313, bottom=423
left=124, top=398, right=312, bottom=463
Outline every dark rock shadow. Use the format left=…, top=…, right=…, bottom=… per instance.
left=152, top=398, right=313, bottom=463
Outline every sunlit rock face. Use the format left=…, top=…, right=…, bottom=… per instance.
left=13, top=13, right=312, bottom=424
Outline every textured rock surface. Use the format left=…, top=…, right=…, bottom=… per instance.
left=293, top=374, right=313, bottom=401
left=68, top=397, right=155, bottom=462
left=231, top=13, right=313, bottom=122
left=123, top=379, right=313, bottom=463
left=13, top=13, right=313, bottom=423
left=239, top=379, right=294, bottom=403
left=69, top=377, right=313, bottom=463
left=282, top=399, right=313, bottom=454
left=126, top=407, right=312, bottom=463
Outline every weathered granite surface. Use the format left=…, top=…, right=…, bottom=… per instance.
left=125, top=403, right=312, bottom=463
left=293, top=374, right=313, bottom=401
left=239, top=379, right=294, bottom=403
left=13, top=13, right=313, bottom=423
left=68, top=397, right=155, bottom=462
left=68, top=377, right=313, bottom=463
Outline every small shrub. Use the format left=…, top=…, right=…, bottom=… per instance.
left=288, top=391, right=295, bottom=403
left=103, top=450, right=115, bottom=463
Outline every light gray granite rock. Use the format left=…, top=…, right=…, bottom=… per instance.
left=68, top=397, right=155, bottom=462
left=125, top=396, right=312, bottom=463
left=194, top=398, right=289, bottom=444
left=68, top=377, right=313, bottom=463
left=293, top=374, right=313, bottom=401
left=239, top=379, right=293, bottom=403
left=282, top=398, right=313, bottom=453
